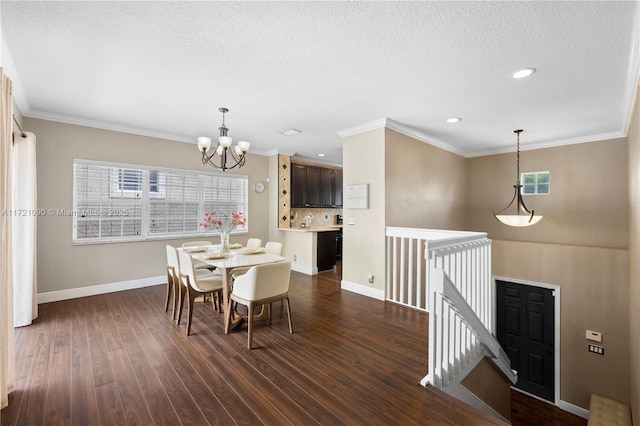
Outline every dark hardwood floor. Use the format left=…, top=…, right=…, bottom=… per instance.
left=2, top=264, right=586, bottom=425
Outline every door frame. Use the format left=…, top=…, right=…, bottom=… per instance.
left=492, top=276, right=561, bottom=406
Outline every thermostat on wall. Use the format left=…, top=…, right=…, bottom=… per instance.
left=586, top=330, right=602, bottom=343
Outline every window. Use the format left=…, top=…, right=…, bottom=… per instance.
left=73, top=160, right=248, bottom=243
left=521, top=171, right=550, bottom=195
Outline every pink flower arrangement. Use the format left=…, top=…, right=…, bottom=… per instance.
left=200, top=211, right=247, bottom=232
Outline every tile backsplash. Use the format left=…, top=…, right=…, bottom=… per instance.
left=290, top=208, right=343, bottom=228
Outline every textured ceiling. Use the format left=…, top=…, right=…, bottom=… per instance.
left=1, top=1, right=639, bottom=165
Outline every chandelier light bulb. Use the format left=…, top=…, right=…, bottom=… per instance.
left=197, top=136, right=212, bottom=152
left=219, top=136, right=232, bottom=148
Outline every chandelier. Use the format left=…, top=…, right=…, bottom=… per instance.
left=197, top=107, right=250, bottom=171
left=493, top=129, right=543, bottom=227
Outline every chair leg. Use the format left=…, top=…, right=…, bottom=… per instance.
left=210, top=292, right=218, bottom=312
left=186, top=289, right=198, bottom=336
left=176, top=285, right=186, bottom=325
left=284, top=297, right=293, bottom=334
left=247, top=301, right=254, bottom=350
left=172, top=276, right=181, bottom=322
left=224, top=297, right=233, bottom=334
left=217, top=290, right=223, bottom=313
left=164, top=274, right=172, bottom=312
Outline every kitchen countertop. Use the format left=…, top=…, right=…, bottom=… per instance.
left=279, top=225, right=342, bottom=232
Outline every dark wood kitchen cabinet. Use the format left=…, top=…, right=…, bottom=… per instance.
left=292, top=163, right=343, bottom=208
left=317, top=230, right=337, bottom=271
left=333, top=169, right=343, bottom=207
left=291, top=163, right=321, bottom=207
left=320, top=168, right=343, bottom=208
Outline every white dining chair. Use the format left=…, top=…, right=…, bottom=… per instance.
left=246, top=238, right=262, bottom=249
left=231, top=241, right=283, bottom=281
left=265, top=241, right=284, bottom=256
left=178, top=250, right=224, bottom=335
left=225, top=261, right=293, bottom=349
left=167, top=245, right=219, bottom=322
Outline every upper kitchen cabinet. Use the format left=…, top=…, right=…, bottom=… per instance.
left=334, top=169, right=343, bottom=208
left=292, top=163, right=321, bottom=207
left=321, top=168, right=343, bottom=208
left=292, top=162, right=342, bottom=208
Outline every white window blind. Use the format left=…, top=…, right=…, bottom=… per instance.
left=73, top=160, right=249, bottom=243
left=203, top=174, right=249, bottom=231
left=149, top=171, right=199, bottom=235
left=74, top=163, right=143, bottom=241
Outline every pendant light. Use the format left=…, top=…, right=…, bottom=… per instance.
left=493, top=129, right=542, bottom=227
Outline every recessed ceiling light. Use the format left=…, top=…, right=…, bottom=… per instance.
left=446, top=117, right=462, bottom=123
left=318, top=153, right=325, bottom=157
left=282, top=129, right=301, bottom=136
left=512, top=68, right=536, bottom=79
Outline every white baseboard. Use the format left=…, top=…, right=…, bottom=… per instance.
left=558, top=399, right=589, bottom=419
left=291, top=263, right=318, bottom=276
left=341, top=279, right=385, bottom=300
left=38, top=275, right=165, bottom=304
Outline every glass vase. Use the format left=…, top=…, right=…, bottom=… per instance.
left=219, top=229, right=230, bottom=253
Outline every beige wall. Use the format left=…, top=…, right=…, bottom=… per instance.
left=385, top=129, right=466, bottom=230
left=342, top=128, right=386, bottom=289
left=467, top=139, right=631, bottom=409
left=627, top=80, right=640, bottom=421
left=492, top=241, right=629, bottom=408
left=27, top=117, right=270, bottom=294
left=467, top=138, right=628, bottom=248
left=341, top=127, right=468, bottom=291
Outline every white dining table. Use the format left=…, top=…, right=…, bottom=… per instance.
left=188, top=246, right=286, bottom=329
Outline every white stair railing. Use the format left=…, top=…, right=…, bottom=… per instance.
left=385, top=227, right=492, bottom=327
left=422, top=268, right=516, bottom=389
left=385, top=227, right=516, bottom=420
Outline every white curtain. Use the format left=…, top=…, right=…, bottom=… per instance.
left=12, top=130, right=37, bottom=327
left=1, top=67, right=16, bottom=409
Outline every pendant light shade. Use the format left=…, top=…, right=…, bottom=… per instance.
left=493, top=130, right=542, bottom=227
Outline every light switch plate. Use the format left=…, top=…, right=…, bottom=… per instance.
left=348, top=217, right=355, bottom=225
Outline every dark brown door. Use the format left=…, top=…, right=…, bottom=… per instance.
left=496, top=280, right=555, bottom=402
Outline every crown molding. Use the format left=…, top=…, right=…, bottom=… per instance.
left=25, top=109, right=196, bottom=143
left=621, top=1, right=640, bottom=136
left=384, top=118, right=466, bottom=156
left=25, top=109, right=273, bottom=157
left=339, top=116, right=629, bottom=158
left=466, top=131, right=626, bottom=157
left=337, top=118, right=387, bottom=138
left=338, top=117, right=466, bottom=157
